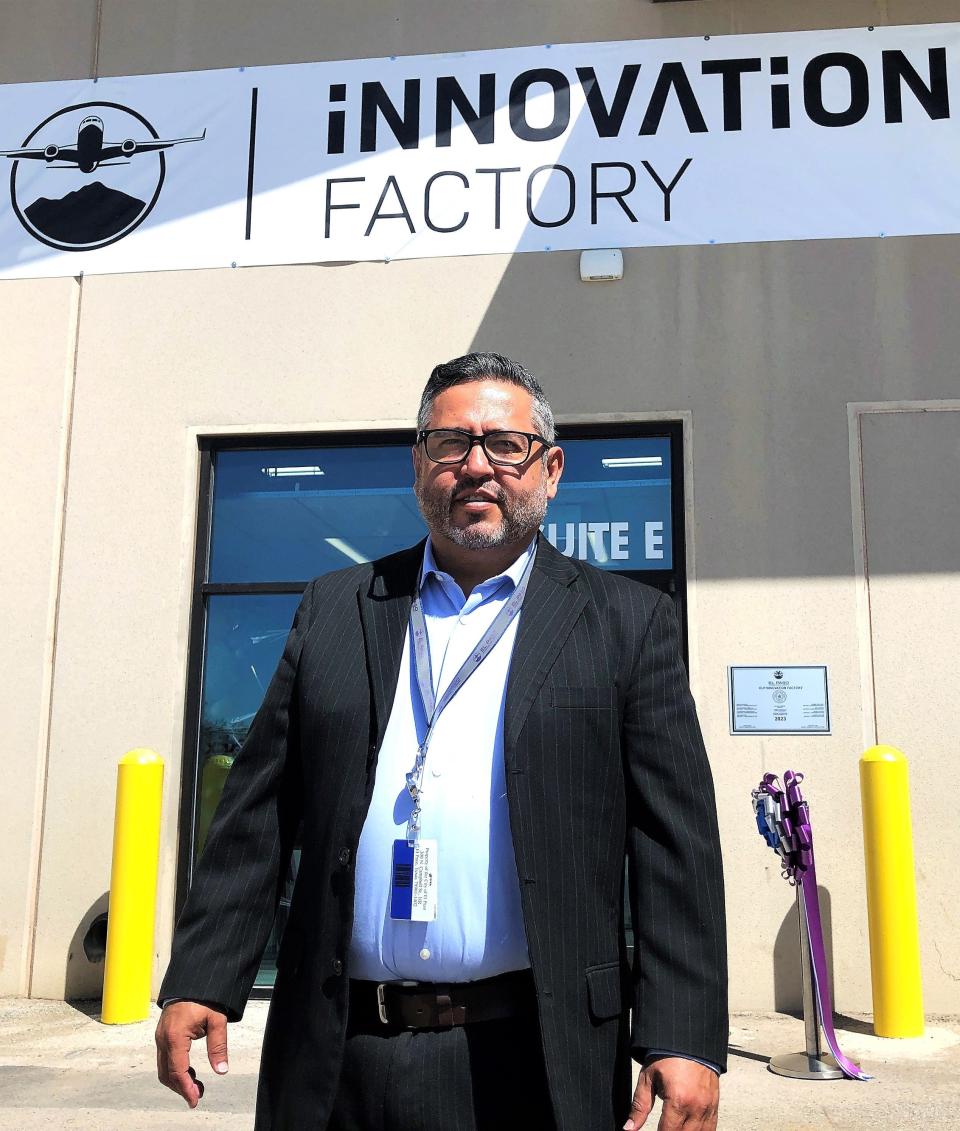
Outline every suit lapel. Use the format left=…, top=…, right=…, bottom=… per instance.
left=358, top=540, right=423, bottom=747
left=359, top=536, right=586, bottom=755
left=504, top=538, right=586, bottom=758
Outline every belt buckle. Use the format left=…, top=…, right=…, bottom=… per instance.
left=376, top=983, right=389, bottom=1024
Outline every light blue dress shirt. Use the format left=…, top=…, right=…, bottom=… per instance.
left=348, top=538, right=533, bottom=983
left=345, top=538, right=721, bottom=1076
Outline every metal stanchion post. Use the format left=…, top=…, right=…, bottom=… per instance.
left=769, top=887, right=844, bottom=1079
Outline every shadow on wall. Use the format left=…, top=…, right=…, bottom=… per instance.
left=773, top=884, right=833, bottom=1015
left=65, top=891, right=109, bottom=1000
left=458, top=239, right=960, bottom=583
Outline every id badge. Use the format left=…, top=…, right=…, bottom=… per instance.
left=390, top=838, right=438, bottom=921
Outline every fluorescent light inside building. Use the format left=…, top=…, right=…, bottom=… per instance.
left=601, top=456, right=663, bottom=469
left=325, top=537, right=369, bottom=564
left=260, top=464, right=325, bottom=477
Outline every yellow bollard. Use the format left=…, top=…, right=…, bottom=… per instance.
left=196, top=753, right=234, bottom=858
left=101, top=748, right=164, bottom=1024
left=859, top=745, right=924, bottom=1037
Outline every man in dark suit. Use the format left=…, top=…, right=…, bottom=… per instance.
left=156, top=352, right=727, bottom=1131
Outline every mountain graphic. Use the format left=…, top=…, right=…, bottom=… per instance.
left=24, top=181, right=147, bottom=245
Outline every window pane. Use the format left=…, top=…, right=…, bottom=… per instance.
left=209, top=436, right=672, bottom=583
left=194, top=592, right=302, bottom=986
left=541, top=436, right=672, bottom=571
left=209, top=445, right=426, bottom=582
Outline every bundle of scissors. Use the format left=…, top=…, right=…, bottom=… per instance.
left=751, top=771, right=872, bottom=1081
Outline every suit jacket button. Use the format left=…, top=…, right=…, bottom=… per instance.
left=332, top=958, right=343, bottom=976
left=338, top=847, right=351, bottom=866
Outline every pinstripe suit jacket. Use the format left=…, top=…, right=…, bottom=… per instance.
left=160, top=536, right=727, bottom=1130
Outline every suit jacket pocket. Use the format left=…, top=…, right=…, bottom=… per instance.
left=551, top=686, right=617, bottom=709
left=585, top=960, right=624, bottom=1021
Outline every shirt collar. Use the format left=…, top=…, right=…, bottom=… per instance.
left=421, top=535, right=536, bottom=596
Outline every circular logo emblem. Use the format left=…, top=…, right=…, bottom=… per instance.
left=9, top=102, right=163, bottom=252
left=773, top=670, right=784, bottom=681
left=772, top=689, right=788, bottom=704
left=7, top=101, right=174, bottom=252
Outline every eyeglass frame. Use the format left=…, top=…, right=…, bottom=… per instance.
left=415, top=427, right=553, bottom=466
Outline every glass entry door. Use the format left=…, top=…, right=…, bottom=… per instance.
left=179, top=425, right=685, bottom=985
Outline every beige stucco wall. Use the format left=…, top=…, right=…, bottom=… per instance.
left=0, top=277, right=79, bottom=996
left=6, top=0, right=960, bottom=1014
left=85, top=0, right=960, bottom=78
left=859, top=408, right=960, bottom=1017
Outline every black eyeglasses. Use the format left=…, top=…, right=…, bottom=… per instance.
left=417, top=428, right=551, bottom=466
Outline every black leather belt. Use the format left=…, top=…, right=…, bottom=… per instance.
left=348, top=969, right=535, bottom=1031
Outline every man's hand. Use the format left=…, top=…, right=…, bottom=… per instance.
left=155, top=1001, right=229, bottom=1108
left=624, top=1057, right=719, bottom=1131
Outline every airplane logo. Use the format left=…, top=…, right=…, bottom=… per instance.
left=5, top=100, right=206, bottom=252
left=0, top=114, right=205, bottom=174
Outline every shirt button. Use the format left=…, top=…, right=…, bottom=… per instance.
left=431, top=766, right=442, bottom=778
left=419, top=948, right=431, bottom=961
left=338, top=847, right=351, bottom=865
left=332, top=958, right=343, bottom=976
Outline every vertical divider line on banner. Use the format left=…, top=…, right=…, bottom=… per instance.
left=245, top=86, right=259, bottom=241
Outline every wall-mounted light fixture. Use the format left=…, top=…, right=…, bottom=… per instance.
left=579, top=248, right=623, bottom=282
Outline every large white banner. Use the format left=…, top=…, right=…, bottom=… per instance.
left=1, top=23, right=958, bottom=279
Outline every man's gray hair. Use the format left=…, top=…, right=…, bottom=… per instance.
left=416, top=352, right=556, bottom=444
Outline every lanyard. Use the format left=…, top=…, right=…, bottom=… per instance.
left=403, top=546, right=536, bottom=841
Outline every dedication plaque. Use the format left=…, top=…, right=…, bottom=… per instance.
left=728, top=666, right=830, bottom=735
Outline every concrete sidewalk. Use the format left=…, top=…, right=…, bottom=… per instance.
left=0, top=998, right=957, bottom=1130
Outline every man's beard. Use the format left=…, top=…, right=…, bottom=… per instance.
left=414, top=474, right=549, bottom=551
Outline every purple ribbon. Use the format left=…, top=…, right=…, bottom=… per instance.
left=753, top=771, right=872, bottom=1081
